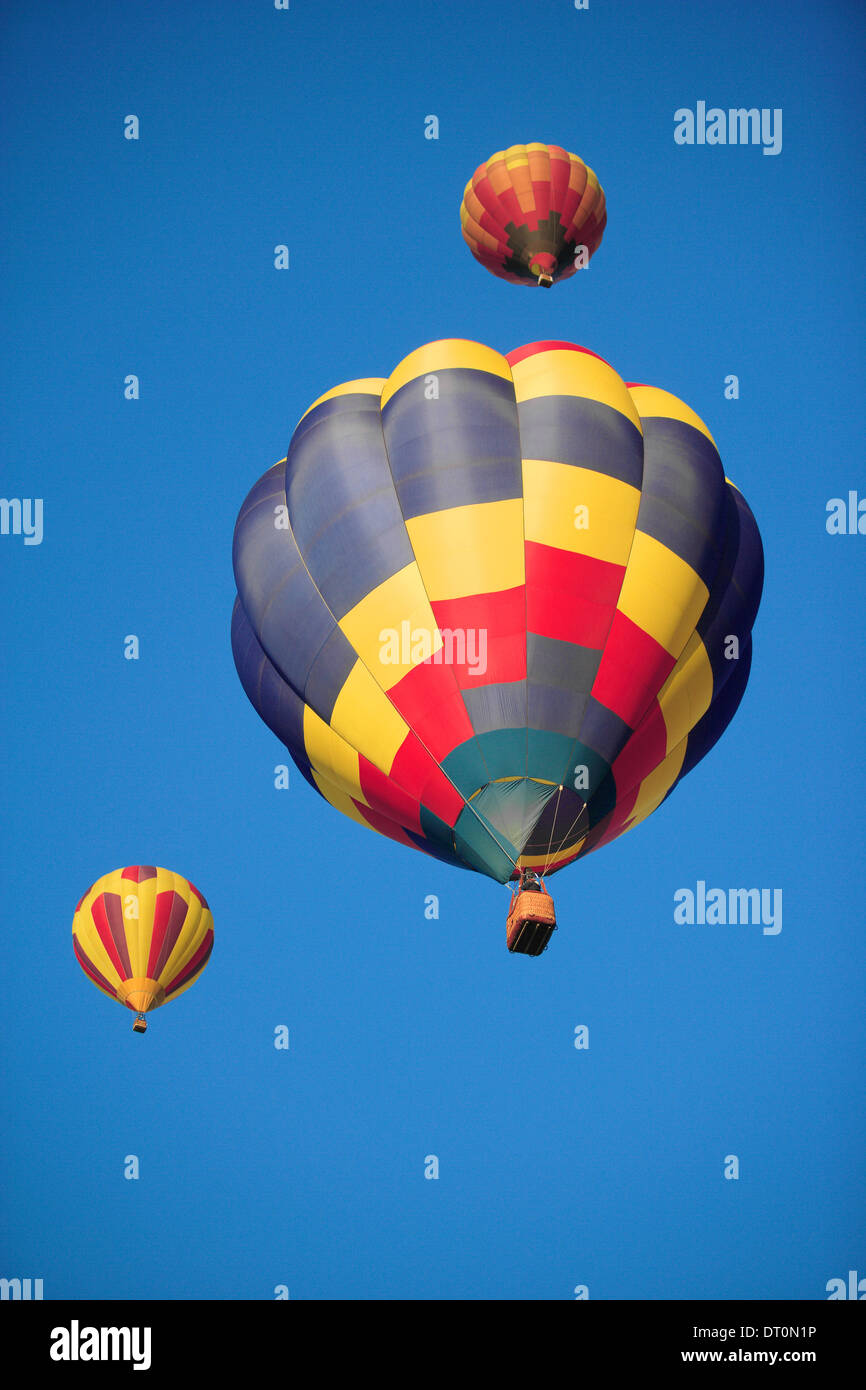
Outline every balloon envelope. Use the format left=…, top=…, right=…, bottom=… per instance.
left=72, top=866, right=213, bottom=1020
left=232, top=339, right=762, bottom=884
left=460, top=143, right=606, bottom=286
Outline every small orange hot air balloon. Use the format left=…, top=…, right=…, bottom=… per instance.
left=460, top=142, right=606, bottom=287
left=72, top=866, right=213, bottom=1033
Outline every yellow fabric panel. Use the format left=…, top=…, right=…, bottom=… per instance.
left=627, top=740, right=688, bottom=828
left=150, top=868, right=206, bottom=983
left=484, top=775, right=557, bottom=789
left=73, top=870, right=123, bottom=989
left=381, top=339, right=512, bottom=408
left=617, top=531, right=709, bottom=657
left=527, top=148, right=554, bottom=187
left=502, top=155, right=535, bottom=215
left=575, top=167, right=602, bottom=220
left=510, top=348, right=642, bottom=430
left=407, top=498, right=525, bottom=600
left=74, top=925, right=121, bottom=991
left=118, top=979, right=164, bottom=1012
left=302, top=703, right=365, bottom=801
left=328, top=659, right=410, bottom=776
left=126, top=872, right=158, bottom=978
left=657, top=633, right=714, bottom=755
left=568, top=157, right=589, bottom=194
left=298, top=378, right=386, bottom=425
left=339, top=562, right=441, bottom=691
left=485, top=156, right=514, bottom=199
left=523, top=459, right=640, bottom=565
left=461, top=186, right=492, bottom=234
left=311, top=769, right=374, bottom=830
left=462, top=216, right=499, bottom=255
left=157, top=880, right=208, bottom=989
left=627, top=385, right=717, bottom=448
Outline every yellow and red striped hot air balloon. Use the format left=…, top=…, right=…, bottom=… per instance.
left=460, top=143, right=606, bottom=288
left=72, top=866, right=213, bottom=1032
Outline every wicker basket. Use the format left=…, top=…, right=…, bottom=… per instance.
left=506, top=889, right=557, bottom=955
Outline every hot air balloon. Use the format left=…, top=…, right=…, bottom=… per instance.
left=460, top=143, right=606, bottom=288
left=72, top=866, right=213, bottom=1031
left=232, top=339, right=763, bottom=954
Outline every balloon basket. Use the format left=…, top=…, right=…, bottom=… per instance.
left=506, top=889, right=557, bottom=956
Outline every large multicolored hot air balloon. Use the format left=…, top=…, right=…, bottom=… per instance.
left=460, top=143, right=606, bottom=287
left=232, top=339, right=762, bottom=941
left=72, top=866, right=213, bottom=1032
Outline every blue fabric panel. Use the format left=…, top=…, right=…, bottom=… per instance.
left=382, top=369, right=523, bottom=520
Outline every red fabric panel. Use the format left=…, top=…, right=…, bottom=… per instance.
left=592, top=612, right=676, bottom=729
left=358, top=755, right=422, bottom=835
left=525, top=542, right=625, bottom=648
left=613, top=701, right=667, bottom=796
left=353, top=801, right=419, bottom=849
left=506, top=341, right=610, bottom=369
left=389, top=737, right=464, bottom=826
left=146, top=891, right=189, bottom=980
left=430, top=587, right=526, bottom=689
left=388, top=662, right=474, bottom=763
left=91, top=893, right=131, bottom=981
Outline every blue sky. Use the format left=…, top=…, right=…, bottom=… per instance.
left=1, top=0, right=864, bottom=1300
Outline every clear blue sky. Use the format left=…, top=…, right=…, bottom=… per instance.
left=1, top=0, right=863, bottom=1300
